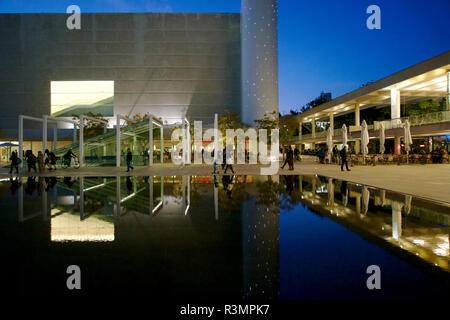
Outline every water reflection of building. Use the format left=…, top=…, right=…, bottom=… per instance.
left=242, top=176, right=279, bottom=300
left=13, top=175, right=280, bottom=298
left=287, top=175, right=450, bottom=273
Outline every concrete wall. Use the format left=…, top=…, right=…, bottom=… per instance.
left=241, top=0, right=279, bottom=125
left=0, top=13, right=241, bottom=136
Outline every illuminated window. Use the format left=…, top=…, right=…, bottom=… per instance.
left=51, top=81, right=114, bottom=117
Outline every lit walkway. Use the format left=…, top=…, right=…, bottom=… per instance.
left=1, top=161, right=449, bottom=203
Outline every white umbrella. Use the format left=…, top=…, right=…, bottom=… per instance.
left=326, top=127, right=333, bottom=162
left=361, top=120, right=370, bottom=164
left=342, top=124, right=348, bottom=146
left=404, top=120, right=413, bottom=163
left=379, top=122, right=385, bottom=154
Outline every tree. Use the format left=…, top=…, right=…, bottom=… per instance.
left=72, top=112, right=107, bottom=139
left=294, top=91, right=332, bottom=115
left=218, top=110, right=248, bottom=135
left=404, top=99, right=445, bottom=117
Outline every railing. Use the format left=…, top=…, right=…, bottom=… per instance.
left=377, top=110, right=450, bottom=130
left=296, top=111, right=450, bottom=142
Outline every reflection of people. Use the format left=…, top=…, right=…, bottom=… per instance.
left=126, top=176, right=133, bottom=194
left=222, top=175, right=234, bottom=199
left=340, top=145, right=350, bottom=171
left=45, top=177, right=58, bottom=192
left=25, top=177, right=36, bottom=195
left=63, top=176, right=75, bottom=187
left=9, top=177, right=21, bottom=195
left=284, top=175, right=294, bottom=194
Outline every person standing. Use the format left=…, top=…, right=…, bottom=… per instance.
left=281, top=146, right=292, bottom=169
left=45, top=149, right=57, bottom=170
left=9, top=151, right=19, bottom=174
left=224, top=150, right=235, bottom=174
left=340, top=145, right=351, bottom=172
left=26, top=150, right=37, bottom=173
left=332, top=145, right=339, bottom=164
left=126, top=148, right=134, bottom=172
left=37, top=151, right=45, bottom=173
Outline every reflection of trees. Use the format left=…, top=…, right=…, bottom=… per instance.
left=83, top=196, right=104, bottom=215
left=278, top=176, right=304, bottom=211
left=218, top=177, right=249, bottom=212
left=255, top=178, right=282, bottom=210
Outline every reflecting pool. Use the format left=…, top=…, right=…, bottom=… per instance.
left=0, top=175, right=448, bottom=299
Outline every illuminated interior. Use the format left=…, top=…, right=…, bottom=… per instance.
left=50, top=81, right=114, bottom=117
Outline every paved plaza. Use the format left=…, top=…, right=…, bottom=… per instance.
left=2, top=160, right=449, bottom=204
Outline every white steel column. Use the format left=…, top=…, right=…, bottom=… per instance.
left=160, top=126, right=163, bottom=164
left=182, top=124, right=186, bottom=167
left=80, top=115, right=84, bottom=167
left=149, top=116, right=153, bottom=167
left=42, top=116, right=47, bottom=153
left=214, top=113, right=218, bottom=162
left=329, top=113, right=334, bottom=131
left=447, top=71, right=450, bottom=111
left=18, top=115, right=23, bottom=168
left=355, top=104, right=360, bottom=126
left=390, top=88, right=401, bottom=120
left=116, top=114, right=120, bottom=167
left=187, top=120, right=191, bottom=164
left=354, top=104, right=361, bottom=154
left=73, top=123, right=77, bottom=143
left=149, top=176, right=153, bottom=214
left=311, top=117, right=316, bottom=138
left=53, top=124, right=57, bottom=151
left=299, top=121, right=302, bottom=141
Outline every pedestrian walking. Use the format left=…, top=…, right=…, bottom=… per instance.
left=340, top=145, right=351, bottom=171
left=9, top=151, right=19, bottom=174
left=282, top=147, right=293, bottom=169
left=26, top=150, right=37, bottom=173
left=126, top=148, right=134, bottom=172
left=45, top=149, right=57, bottom=170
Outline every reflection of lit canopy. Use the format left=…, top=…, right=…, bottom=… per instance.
left=51, top=209, right=114, bottom=242
left=299, top=176, right=449, bottom=272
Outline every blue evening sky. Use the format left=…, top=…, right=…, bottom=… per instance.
left=1, top=0, right=449, bottom=114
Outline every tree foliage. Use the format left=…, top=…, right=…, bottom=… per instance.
left=72, top=112, right=108, bottom=139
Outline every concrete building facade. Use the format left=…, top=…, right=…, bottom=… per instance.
left=0, top=12, right=245, bottom=137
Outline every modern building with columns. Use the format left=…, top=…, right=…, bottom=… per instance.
left=292, top=51, right=450, bottom=154
left=0, top=0, right=279, bottom=161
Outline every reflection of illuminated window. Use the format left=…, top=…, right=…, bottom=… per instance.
left=50, top=210, right=114, bottom=242
left=51, top=81, right=114, bottom=117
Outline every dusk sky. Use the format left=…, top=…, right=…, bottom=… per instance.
left=1, top=0, right=449, bottom=114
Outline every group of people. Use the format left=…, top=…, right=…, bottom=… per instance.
left=281, top=146, right=295, bottom=170
left=9, top=148, right=77, bottom=174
